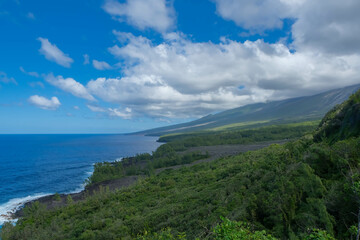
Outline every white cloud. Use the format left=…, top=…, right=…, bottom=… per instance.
left=212, top=0, right=297, bottom=31
left=85, top=31, right=360, bottom=118
left=291, top=0, right=360, bottom=55
left=19, top=66, right=39, bottom=77
left=45, top=73, right=95, bottom=101
left=28, top=95, right=61, bottom=110
left=87, top=104, right=106, bottom=112
left=87, top=104, right=133, bottom=119
left=0, top=72, right=17, bottom=85
left=108, top=107, right=132, bottom=119
left=103, top=0, right=175, bottom=33
left=92, top=60, right=112, bottom=70
left=37, top=37, right=74, bottom=68
left=19, top=67, right=43, bottom=88
left=32, top=0, right=356, bottom=120
left=73, top=106, right=80, bottom=110
left=83, top=54, right=90, bottom=65
left=213, top=0, right=360, bottom=56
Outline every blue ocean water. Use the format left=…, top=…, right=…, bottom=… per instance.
left=0, top=134, right=161, bottom=225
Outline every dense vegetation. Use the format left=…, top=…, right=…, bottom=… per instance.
left=314, top=91, right=360, bottom=143
left=88, top=122, right=316, bottom=185
left=1, top=90, right=360, bottom=239
left=3, top=136, right=358, bottom=239
left=87, top=146, right=209, bottom=185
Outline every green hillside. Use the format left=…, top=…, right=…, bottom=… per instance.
left=314, top=91, right=360, bottom=143
left=138, top=84, right=360, bottom=136
left=2, top=90, right=360, bottom=240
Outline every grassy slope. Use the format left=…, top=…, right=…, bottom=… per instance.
left=138, top=84, right=360, bottom=136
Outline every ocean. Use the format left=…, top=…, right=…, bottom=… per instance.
left=0, top=134, right=161, bottom=226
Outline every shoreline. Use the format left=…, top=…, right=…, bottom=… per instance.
left=0, top=193, right=51, bottom=225
left=0, top=170, right=135, bottom=225
left=0, top=167, right=95, bottom=225
left=11, top=175, right=140, bottom=220
left=4, top=139, right=288, bottom=224
left=0, top=134, right=161, bottom=226
left=0, top=185, right=87, bottom=225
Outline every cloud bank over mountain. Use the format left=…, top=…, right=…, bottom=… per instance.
left=70, top=0, right=358, bottom=119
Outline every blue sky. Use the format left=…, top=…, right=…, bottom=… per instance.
left=1, top=0, right=359, bottom=133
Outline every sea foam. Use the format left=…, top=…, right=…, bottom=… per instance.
left=0, top=193, right=50, bottom=226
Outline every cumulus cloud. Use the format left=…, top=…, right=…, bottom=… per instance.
left=37, top=37, right=74, bottom=67
left=86, top=31, right=360, bottom=118
left=28, top=95, right=61, bottom=110
left=108, top=107, right=132, bottom=119
left=213, top=0, right=360, bottom=56
left=92, top=60, right=112, bottom=70
left=87, top=104, right=133, bottom=119
left=0, top=72, right=17, bottom=85
left=87, top=75, right=251, bottom=118
left=212, top=0, right=299, bottom=31
left=45, top=73, right=95, bottom=101
left=103, top=0, right=175, bottom=33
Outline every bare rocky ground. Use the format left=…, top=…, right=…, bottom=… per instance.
left=13, top=140, right=288, bottom=218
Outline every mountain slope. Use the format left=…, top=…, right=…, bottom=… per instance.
left=138, top=84, right=360, bottom=136
left=314, top=88, right=360, bottom=143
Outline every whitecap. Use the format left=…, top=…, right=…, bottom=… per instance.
left=64, top=183, right=86, bottom=194
left=0, top=193, right=50, bottom=226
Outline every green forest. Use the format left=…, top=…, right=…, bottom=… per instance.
left=1, top=90, right=360, bottom=240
